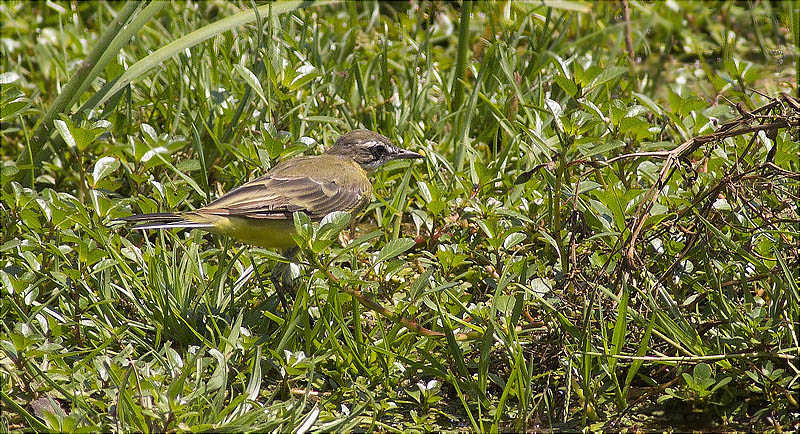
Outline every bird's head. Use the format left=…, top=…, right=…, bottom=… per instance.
left=325, top=129, right=423, bottom=171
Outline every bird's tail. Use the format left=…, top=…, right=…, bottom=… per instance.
left=115, top=212, right=215, bottom=230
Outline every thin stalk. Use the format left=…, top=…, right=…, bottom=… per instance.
left=451, top=1, right=472, bottom=111
left=794, top=0, right=799, bottom=98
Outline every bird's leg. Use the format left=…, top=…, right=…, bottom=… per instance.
left=345, top=213, right=362, bottom=244
left=349, top=217, right=356, bottom=241
left=271, top=247, right=300, bottom=312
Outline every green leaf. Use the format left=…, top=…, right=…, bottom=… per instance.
left=53, top=120, right=76, bottom=149
left=589, top=66, right=627, bottom=90
left=502, top=232, right=526, bottom=250
left=624, top=312, right=655, bottom=397
left=1, top=99, right=33, bottom=121
left=577, top=139, right=625, bottom=157
left=693, top=363, right=712, bottom=380
left=697, top=213, right=770, bottom=274
left=619, top=116, right=652, bottom=139
left=549, top=52, right=572, bottom=80
left=609, top=287, right=629, bottom=373
left=375, top=238, right=416, bottom=264
left=545, top=98, right=564, bottom=132
left=91, top=156, right=120, bottom=185
left=316, top=211, right=351, bottom=242
left=1, top=162, right=18, bottom=184
left=554, top=75, right=578, bottom=97
left=53, top=118, right=101, bottom=150
left=292, top=211, right=313, bottom=248
left=633, top=91, right=663, bottom=116
left=234, top=63, right=267, bottom=105
left=408, top=267, right=433, bottom=300
left=0, top=71, right=20, bottom=84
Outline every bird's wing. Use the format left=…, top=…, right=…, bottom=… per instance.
left=199, top=156, right=371, bottom=220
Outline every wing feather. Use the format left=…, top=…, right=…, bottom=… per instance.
left=199, top=156, right=371, bottom=220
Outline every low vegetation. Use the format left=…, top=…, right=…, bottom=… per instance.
left=2, top=1, right=798, bottom=431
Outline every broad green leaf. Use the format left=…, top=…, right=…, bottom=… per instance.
left=589, top=66, right=627, bottom=90
left=375, top=238, right=415, bottom=264
left=554, top=75, right=578, bottom=97
left=54, top=118, right=102, bottom=150
left=545, top=98, right=564, bottom=133
left=53, top=120, right=76, bottom=149
left=292, top=211, right=313, bottom=247
left=234, top=63, right=267, bottom=105
left=408, top=267, right=433, bottom=300
left=92, top=156, right=120, bottom=185
left=1, top=99, right=32, bottom=121
left=633, top=91, right=663, bottom=116
left=317, top=211, right=351, bottom=242
left=577, top=139, right=625, bottom=157
left=503, top=232, right=527, bottom=250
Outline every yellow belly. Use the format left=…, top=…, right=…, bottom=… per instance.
left=193, top=215, right=298, bottom=249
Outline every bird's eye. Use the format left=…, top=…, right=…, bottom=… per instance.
left=373, top=144, right=387, bottom=156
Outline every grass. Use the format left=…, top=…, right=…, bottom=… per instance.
left=2, top=0, right=799, bottom=431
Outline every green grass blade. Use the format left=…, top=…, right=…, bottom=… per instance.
left=89, top=1, right=337, bottom=111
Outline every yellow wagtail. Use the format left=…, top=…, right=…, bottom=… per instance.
left=119, top=129, right=423, bottom=247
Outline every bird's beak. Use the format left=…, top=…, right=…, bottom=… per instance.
left=394, top=149, right=424, bottom=160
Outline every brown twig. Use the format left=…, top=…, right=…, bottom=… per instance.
left=621, top=0, right=635, bottom=65
left=622, top=94, right=800, bottom=267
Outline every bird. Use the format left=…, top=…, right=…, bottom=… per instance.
left=117, top=129, right=424, bottom=248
